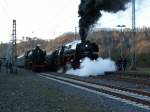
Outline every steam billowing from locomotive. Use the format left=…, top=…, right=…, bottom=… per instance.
left=66, top=57, right=116, bottom=77
left=78, top=0, right=131, bottom=42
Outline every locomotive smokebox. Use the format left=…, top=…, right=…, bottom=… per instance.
left=76, top=40, right=99, bottom=60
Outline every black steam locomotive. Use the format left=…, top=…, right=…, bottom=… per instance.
left=17, top=40, right=99, bottom=72
left=46, top=40, right=99, bottom=72
left=19, top=45, right=46, bottom=72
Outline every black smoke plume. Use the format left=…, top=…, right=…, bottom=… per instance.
left=78, top=0, right=131, bottom=42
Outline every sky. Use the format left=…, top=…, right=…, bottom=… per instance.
left=0, top=0, right=150, bottom=42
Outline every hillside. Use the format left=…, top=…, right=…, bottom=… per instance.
left=16, top=32, right=80, bottom=55
left=0, top=27, right=150, bottom=58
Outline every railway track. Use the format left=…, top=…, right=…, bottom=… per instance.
left=39, top=73, right=150, bottom=110
left=66, top=76, right=150, bottom=97
left=100, top=75, right=150, bottom=86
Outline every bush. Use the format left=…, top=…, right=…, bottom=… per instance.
left=137, top=53, right=150, bottom=67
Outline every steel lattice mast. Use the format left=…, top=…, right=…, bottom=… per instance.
left=12, top=19, right=17, bottom=73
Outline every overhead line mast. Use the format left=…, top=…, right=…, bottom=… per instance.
left=12, top=19, right=17, bottom=73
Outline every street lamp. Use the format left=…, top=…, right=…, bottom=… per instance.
left=117, top=25, right=126, bottom=57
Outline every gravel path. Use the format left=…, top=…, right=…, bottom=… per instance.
left=0, top=69, right=111, bottom=112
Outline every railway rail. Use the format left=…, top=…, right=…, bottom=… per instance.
left=39, top=73, right=150, bottom=110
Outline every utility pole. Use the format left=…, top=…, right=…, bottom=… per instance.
left=12, top=19, right=17, bottom=73
left=74, top=27, right=77, bottom=40
left=131, top=0, right=136, bottom=70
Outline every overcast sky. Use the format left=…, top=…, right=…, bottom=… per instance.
left=0, top=0, right=150, bottom=42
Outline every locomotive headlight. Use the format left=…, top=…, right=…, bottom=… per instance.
left=93, top=59, right=96, bottom=62
left=85, top=44, right=88, bottom=47
left=80, top=60, right=82, bottom=63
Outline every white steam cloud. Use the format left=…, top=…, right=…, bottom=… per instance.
left=66, top=57, right=116, bottom=77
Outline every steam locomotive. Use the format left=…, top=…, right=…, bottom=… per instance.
left=17, top=40, right=99, bottom=72
left=17, top=45, right=46, bottom=72
left=46, top=40, right=99, bottom=72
